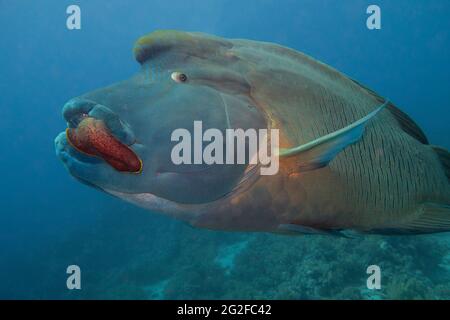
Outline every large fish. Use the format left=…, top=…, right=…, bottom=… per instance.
left=55, top=30, right=450, bottom=235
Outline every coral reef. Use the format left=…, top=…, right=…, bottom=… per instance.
left=22, top=208, right=450, bottom=299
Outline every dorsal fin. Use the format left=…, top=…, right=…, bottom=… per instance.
left=350, top=78, right=429, bottom=144
left=385, top=103, right=429, bottom=144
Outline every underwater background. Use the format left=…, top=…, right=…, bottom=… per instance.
left=0, top=0, right=449, bottom=299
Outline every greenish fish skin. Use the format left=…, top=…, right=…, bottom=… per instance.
left=55, top=30, right=450, bottom=235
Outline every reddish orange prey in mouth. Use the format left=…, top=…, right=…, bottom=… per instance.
left=66, top=117, right=143, bottom=173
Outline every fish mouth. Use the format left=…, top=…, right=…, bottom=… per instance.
left=58, top=98, right=143, bottom=174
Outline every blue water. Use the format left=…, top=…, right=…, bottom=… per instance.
left=0, top=0, right=449, bottom=299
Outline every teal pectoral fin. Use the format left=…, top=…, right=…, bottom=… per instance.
left=278, top=100, right=389, bottom=171
left=369, top=203, right=450, bottom=235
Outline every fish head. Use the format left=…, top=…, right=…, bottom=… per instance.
left=55, top=30, right=267, bottom=209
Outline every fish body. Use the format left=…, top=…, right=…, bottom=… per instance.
left=55, top=30, right=450, bottom=235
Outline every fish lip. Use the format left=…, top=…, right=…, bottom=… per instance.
left=60, top=98, right=143, bottom=172
left=56, top=128, right=143, bottom=176
left=62, top=98, right=97, bottom=128
left=55, top=131, right=103, bottom=178
left=64, top=125, right=143, bottom=174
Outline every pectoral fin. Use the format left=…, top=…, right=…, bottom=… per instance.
left=278, top=100, right=389, bottom=171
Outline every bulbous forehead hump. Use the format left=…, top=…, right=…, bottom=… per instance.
left=133, top=30, right=233, bottom=65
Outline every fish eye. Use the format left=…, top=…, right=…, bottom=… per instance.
left=171, top=72, right=187, bottom=83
